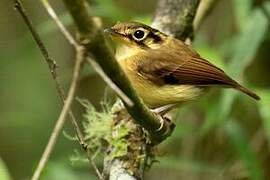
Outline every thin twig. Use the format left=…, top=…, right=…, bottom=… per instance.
left=31, top=47, right=84, bottom=180
left=50, top=0, right=132, bottom=107
left=38, top=1, right=105, bottom=178
left=13, top=0, right=87, bottom=179
left=13, top=0, right=85, bottom=145
left=14, top=0, right=57, bottom=77
left=86, top=57, right=134, bottom=107
left=90, top=155, right=104, bottom=180
left=39, top=0, right=79, bottom=47
left=40, top=0, right=133, bottom=108
left=36, top=0, right=86, bottom=145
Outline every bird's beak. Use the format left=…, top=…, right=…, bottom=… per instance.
left=104, top=27, right=124, bottom=38
left=104, top=27, right=117, bottom=36
left=104, top=27, right=128, bottom=44
left=104, top=27, right=112, bottom=34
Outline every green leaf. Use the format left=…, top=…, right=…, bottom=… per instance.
left=224, top=120, right=264, bottom=180
left=0, top=158, right=11, bottom=180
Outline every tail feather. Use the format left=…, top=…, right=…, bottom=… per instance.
left=235, top=85, right=260, bottom=100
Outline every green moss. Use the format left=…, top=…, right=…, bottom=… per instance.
left=82, top=99, right=130, bottom=160
left=82, top=100, right=113, bottom=150
left=108, top=121, right=130, bottom=160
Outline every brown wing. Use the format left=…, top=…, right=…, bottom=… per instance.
left=136, top=39, right=260, bottom=100
left=138, top=54, right=235, bottom=86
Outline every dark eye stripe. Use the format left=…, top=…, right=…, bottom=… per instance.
left=127, top=29, right=163, bottom=49
left=148, top=31, right=162, bottom=43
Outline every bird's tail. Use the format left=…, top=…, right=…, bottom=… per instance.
left=235, top=85, right=260, bottom=100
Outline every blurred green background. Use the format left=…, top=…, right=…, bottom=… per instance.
left=0, top=0, right=270, bottom=179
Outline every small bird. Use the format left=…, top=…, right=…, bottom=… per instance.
left=104, top=22, right=260, bottom=109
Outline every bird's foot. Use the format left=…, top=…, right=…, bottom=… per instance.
left=151, top=104, right=176, bottom=132
left=151, top=104, right=176, bottom=116
left=156, top=114, right=165, bottom=131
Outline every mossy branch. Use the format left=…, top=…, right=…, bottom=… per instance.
left=63, top=0, right=174, bottom=144
left=62, top=0, right=206, bottom=179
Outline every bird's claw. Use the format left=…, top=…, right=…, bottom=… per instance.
left=151, top=104, right=175, bottom=115
left=156, top=115, right=165, bottom=132
left=151, top=106, right=174, bottom=132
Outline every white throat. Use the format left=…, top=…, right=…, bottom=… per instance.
left=115, top=44, right=139, bottom=62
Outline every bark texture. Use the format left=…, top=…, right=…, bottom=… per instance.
left=152, top=0, right=200, bottom=40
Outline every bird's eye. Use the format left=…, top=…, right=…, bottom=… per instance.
left=133, top=30, right=145, bottom=40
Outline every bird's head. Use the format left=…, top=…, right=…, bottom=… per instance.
left=104, top=22, right=167, bottom=49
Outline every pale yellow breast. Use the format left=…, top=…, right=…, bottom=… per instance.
left=116, top=45, right=203, bottom=108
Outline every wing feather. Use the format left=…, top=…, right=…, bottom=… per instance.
left=136, top=39, right=260, bottom=100
left=137, top=40, right=236, bottom=87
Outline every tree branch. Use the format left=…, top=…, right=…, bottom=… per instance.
left=13, top=1, right=89, bottom=179
left=39, top=0, right=79, bottom=47
left=152, top=0, right=200, bottom=40
left=63, top=0, right=175, bottom=144
left=18, top=0, right=212, bottom=178
left=85, top=57, right=133, bottom=107
left=31, top=47, right=84, bottom=180
left=13, top=0, right=85, bottom=148
left=108, top=160, right=137, bottom=180
left=40, top=0, right=133, bottom=107
left=14, top=0, right=216, bottom=178
left=62, top=0, right=203, bottom=179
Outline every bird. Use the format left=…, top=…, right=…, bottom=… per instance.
left=104, top=21, right=260, bottom=110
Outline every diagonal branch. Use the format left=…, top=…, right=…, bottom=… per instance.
left=63, top=0, right=175, bottom=144
left=13, top=0, right=211, bottom=179
left=39, top=0, right=79, bottom=47
left=38, top=0, right=132, bottom=107
left=13, top=1, right=88, bottom=179
left=85, top=57, right=133, bottom=107
left=13, top=0, right=85, bottom=147
left=62, top=0, right=206, bottom=179
left=31, top=47, right=85, bottom=180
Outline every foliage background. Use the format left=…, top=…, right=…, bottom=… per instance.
left=0, top=0, right=269, bottom=179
